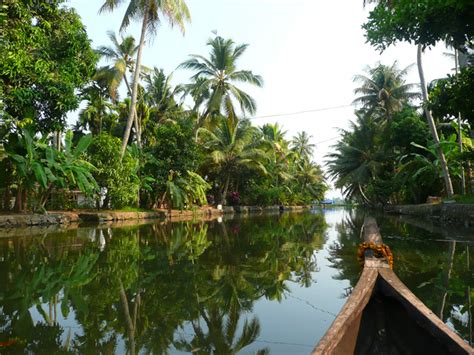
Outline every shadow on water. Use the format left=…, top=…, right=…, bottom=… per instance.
left=0, top=208, right=471, bottom=353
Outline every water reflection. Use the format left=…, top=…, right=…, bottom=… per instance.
left=0, top=213, right=328, bottom=353
left=0, top=209, right=472, bottom=353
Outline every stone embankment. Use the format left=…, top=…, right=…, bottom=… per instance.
left=0, top=205, right=309, bottom=229
left=385, top=203, right=474, bottom=228
left=222, top=205, right=308, bottom=214
left=0, top=208, right=221, bottom=228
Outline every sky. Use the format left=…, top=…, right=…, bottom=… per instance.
left=67, top=0, right=455, bottom=198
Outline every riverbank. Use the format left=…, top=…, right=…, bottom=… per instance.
left=0, top=205, right=310, bottom=229
left=385, top=203, right=474, bottom=228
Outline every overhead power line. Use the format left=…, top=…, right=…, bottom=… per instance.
left=314, top=136, right=340, bottom=145
left=251, top=104, right=352, bottom=119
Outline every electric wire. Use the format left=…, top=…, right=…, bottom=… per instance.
left=251, top=104, right=352, bottom=119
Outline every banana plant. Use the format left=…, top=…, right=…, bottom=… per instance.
left=4, top=128, right=98, bottom=212
left=161, top=170, right=210, bottom=210
left=4, top=129, right=49, bottom=212
left=36, top=131, right=98, bottom=210
left=397, top=134, right=463, bottom=195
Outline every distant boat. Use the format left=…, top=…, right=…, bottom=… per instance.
left=313, top=217, right=473, bottom=354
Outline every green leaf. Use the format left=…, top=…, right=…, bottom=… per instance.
left=31, top=161, right=48, bottom=187
left=73, top=133, right=93, bottom=158
left=65, top=130, right=73, bottom=156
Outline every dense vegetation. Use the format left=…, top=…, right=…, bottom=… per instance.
left=327, top=0, right=474, bottom=205
left=0, top=0, right=326, bottom=212
left=2, top=0, right=474, bottom=211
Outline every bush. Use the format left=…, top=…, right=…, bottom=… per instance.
left=87, top=134, right=139, bottom=209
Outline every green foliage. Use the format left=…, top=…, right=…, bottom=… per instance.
left=198, top=117, right=268, bottom=204
left=327, top=107, right=438, bottom=205
left=429, top=66, right=474, bottom=124
left=179, top=34, right=263, bottom=125
left=363, top=0, right=474, bottom=50
left=352, top=62, right=420, bottom=122
left=388, top=107, right=430, bottom=153
left=0, top=0, right=97, bottom=132
left=87, top=133, right=139, bottom=209
left=162, top=170, right=210, bottom=209
left=2, top=128, right=98, bottom=212
left=399, top=135, right=464, bottom=191
left=142, top=117, right=203, bottom=208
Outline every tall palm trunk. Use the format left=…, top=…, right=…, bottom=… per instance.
left=221, top=175, right=231, bottom=205
left=119, top=280, right=136, bottom=355
left=454, top=49, right=466, bottom=194
left=120, top=10, right=148, bottom=158
left=417, top=45, right=454, bottom=198
left=123, top=76, right=142, bottom=149
left=439, top=240, right=456, bottom=320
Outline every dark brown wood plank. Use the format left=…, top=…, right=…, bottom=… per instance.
left=378, top=268, right=473, bottom=354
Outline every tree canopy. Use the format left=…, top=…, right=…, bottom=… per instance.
left=0, top=0, right=97, bottom=132
left=363, top=0, right=474, bottom=51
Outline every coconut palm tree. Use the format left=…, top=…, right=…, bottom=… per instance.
left=326, top=113, right=387, bottom=204
left=99, top=0, right=191, bottom=158
left=77, top=82, right=118, bottom=135
left=259, top=123, right=292, bottom=187
left=294, top=159, right=325, bottom=199
left=174, top=304, right=268, bottom=355
left=95, top=31, right=138, bottom=99
left=353, top=62, right=420, bottom=122
left=143, top=67, right=179, bottom=110
left=291, top=131, right=315, bottom=161
left=140, top=68, right=182, bottom=146
left=95, top=32, right=154, bottom=147
left=181, top=76, right=211, bottom=112
left=198, top=118, right=267, bottom=204
left=179, top=35, right=263, bottom=126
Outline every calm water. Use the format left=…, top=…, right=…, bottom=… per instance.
left=0, top=208, right=472, bottom=354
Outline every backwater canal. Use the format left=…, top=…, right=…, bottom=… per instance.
left=0, top=208, right=472, bottom=354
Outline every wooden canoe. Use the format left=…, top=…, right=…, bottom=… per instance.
left=313, top=217, right=473, bottom=355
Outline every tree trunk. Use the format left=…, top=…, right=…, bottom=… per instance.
left=454, top=49, right=466, bottom=195
left=439, top=240, right=456, bottom=321
left=417, top=45, right=454, bottom=198
left=221, top=175, right=231, bottom=205
left=120, top=10, right=148, bottom=158
left=3, top=185, right=11, bottom=211
left=38, top=184, right=54, bottom=211
left=14, top=184, right=22, bottom=213
left=119, top=280, right=136, bottom=355
left=124, top=75, right=142, bottom=149
left=467, top=161, right=474, bottom=194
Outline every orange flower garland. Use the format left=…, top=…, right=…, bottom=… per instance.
left=357, top=242, right=394, bottom=269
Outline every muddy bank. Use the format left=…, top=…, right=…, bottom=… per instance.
left=385, top=203, right=474, bottom=228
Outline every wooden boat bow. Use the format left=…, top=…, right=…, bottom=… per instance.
left=313, top=217, right=473, bottom=354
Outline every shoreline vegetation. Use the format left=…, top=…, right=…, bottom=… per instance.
left=1, top=1, right=473, bottom=220
left=1, top=2, right=327, bottom=216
